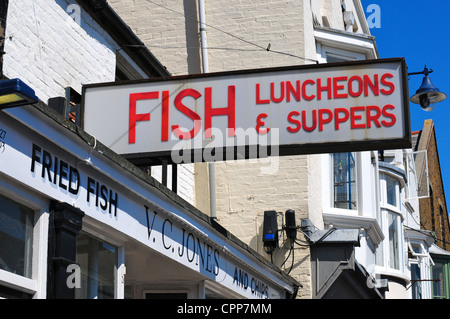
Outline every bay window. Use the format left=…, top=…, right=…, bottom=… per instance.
left=375, top=171, right=404, bottom=273
left=387, top=212, right=400, bottom=270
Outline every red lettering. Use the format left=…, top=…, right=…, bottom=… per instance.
left=256, top=83, right=270, bottom=104
left=286, top=81, right=301, bottom=102
left=270, top=82, right=285, bottom=103
left=333, top=76, right=348, bottom=99
left=381, top=104, right=396, bottom=127
left=380, top=73, right=395, bottom=95
left=364, top=74, right=379, bottom=96
left=129, top=92, right=157, bottom=144
left=302, top=110, right=317, bottom=132
left=318, top=109, right=333, bottom=131
left=366, top=105, right=382, bottom=128
left=287, top=111, right=301, bottom=133
left=350, top=106, right=366, bottom=129
left=172, top=89, right=202, bottom=139
left=302, top=79, right=316, bottom=101
left=256, top=113, right=270, bottom=134
left=348, top=76, right=363, bottom=97
left=334, top=108, right=350, bottom=130
left=317, top=78, right=332, bottom=100
left=161, top=90, right=169, bottom=141
left=205, top=86, right=236, bottom=138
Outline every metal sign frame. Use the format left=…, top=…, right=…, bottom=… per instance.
left=82, top=58, right=411, bottom=164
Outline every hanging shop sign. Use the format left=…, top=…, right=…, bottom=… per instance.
left=82, top=58, right=410, bottom=163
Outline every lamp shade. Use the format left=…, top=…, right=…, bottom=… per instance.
left=0, top=78, right=38, bottom=109
left=410, top=75, right=447, bottom=111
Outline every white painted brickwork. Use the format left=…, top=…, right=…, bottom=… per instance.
left=4, top=0, right=117, bottom=102
left=203, top=0, right=306, bottom=72
left=4, top=0, right=195, bottom=205
left=109, top=0, right=201, bottom=75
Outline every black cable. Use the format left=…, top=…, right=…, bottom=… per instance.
left=287, top=245, right=295, bottom=275
left=405, top=225, right=450, bottom=246
left=145, top=0, right=318, bottom=63
left=280, top=242, right=294, bottom=268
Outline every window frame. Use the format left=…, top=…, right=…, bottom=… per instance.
left=375, top=171, right=405, bottom=275
left=314, top=25, right=378, bottom=64
left=75, top=231, right=119, bottom=299
left=331, top=152, right=358, bottom=211
left=0, top=180, right=49, bottom=299
left=380, top=173, right=401, bottom=212
left=76, top=217, right=127, bottom=299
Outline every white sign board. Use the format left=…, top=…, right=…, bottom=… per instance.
left=82, top=58, right=410, bottom=163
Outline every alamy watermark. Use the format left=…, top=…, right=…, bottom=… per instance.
left=66, top=4, right=81, bottom=26
left=170, top=124, right=280, bottom=175
left=66, top=264, right=81, bottom=289
left=366, top=4, right=381, bottom=29
left=65, top=3, right=382, bottom=29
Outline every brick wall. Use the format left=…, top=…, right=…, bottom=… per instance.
left=418, top=120, right=450, bottom=250
left=203, top=0, right=306, bottom=72
left=4, top=0, right=117, bottom=102
left=109, top=0, right=201, bottom=76
left=3, top=0, right=196, bottom=205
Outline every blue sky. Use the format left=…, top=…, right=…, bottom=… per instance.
left=361, top=0, right=450, bottom=208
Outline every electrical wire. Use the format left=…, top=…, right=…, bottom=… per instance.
left=280, top=242, right=293, bottom=268
left=145, top=0, right=318, bottom=63
left=275, top=227, right=337, bottom=275
left=404, top=225, right=450, bottom=246
left=287, top=244, right=294, bottom=275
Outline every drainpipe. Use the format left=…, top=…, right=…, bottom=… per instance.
left=198, top=0, right=209, bottom=74
left=198, top=0, right=217, bottom=219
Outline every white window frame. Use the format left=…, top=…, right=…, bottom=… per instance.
left=331, top=152, right=358, bottom=212
left=78, top=216, right=127, bottom=299
left=405, top=150, right=430, bottom=200
left=0, top=179, right=49, bottom=299
left=408, top=241, right=434, bottom=299
left=318, top=44, right=366, bottom=63
left=380, top=173, right=401, bottom=212
left=314, top=25, right=378, bottom=64
left=376, top=172, right=406, bottom=276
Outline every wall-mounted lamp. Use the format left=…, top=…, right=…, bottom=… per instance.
left=409, top=66, right=447, bottom=111
left=0, top=78, right=38, bottom=109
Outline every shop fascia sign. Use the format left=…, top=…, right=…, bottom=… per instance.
left=0, top=110, right=288, bottom=298
left=82, top=58, right=410, bottom=163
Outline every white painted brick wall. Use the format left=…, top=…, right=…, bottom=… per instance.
left=4, top=0, right=117, bottom=102
left=109, top=0, right=201, bottom=76
left=204, top=0, right=306, bottom=72
left=4, top=0, right=196, bottom=205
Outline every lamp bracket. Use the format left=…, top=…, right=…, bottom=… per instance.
left=408, top=65, right=433, bottom=77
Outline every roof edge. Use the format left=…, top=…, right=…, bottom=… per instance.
left=78, top=0, right=171, bottom=77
